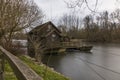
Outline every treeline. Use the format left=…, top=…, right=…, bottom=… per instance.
left=58, top=9, right=120, bottom=43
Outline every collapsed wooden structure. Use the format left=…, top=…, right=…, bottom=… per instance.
left=27, top=21, right=92, bottom=56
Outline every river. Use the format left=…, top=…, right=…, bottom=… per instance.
left=42, top=43, right=120, bottom=80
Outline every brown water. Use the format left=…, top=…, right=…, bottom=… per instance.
left=42, top=43, right=120, bottom=80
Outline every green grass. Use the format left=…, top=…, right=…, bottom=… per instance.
left=4, top=56, right=69, bottom=80
left=19, top=56, right=69, bottom=80
left=5, top=61, right=17, bottom=80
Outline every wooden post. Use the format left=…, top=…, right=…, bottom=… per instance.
left=0, top=53, right=5, bottom=80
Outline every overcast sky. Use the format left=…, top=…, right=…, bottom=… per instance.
left=34, top=0, right=120, bottom=23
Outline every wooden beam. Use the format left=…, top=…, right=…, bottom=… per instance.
left=0, top=46, right=42, bottom=80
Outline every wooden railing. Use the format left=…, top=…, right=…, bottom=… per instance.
left=0, top=46, right=42, bottom=80
left=45, top=41, right=83, bottom=49
left=61, top=41, right=81, bottom=48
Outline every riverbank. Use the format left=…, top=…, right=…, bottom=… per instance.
left=5, top=56, right=69, bottom=80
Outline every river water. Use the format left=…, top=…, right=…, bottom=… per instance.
left=42, top=43, right=120, bottom=80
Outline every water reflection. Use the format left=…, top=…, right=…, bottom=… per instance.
left=42, top=43, right=120, bottom=80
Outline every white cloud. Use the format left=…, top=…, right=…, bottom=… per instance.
left=34, top=0, right=69, bottom=19
left=34, top=0, right=120, bottom=23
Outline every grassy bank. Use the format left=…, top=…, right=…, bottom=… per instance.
left=5, top=61, right=17, bottom=80
left=4, top=56, right=69, bottom=80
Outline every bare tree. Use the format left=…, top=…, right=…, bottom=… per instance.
left=110, top=9, right=120, bottom=40
left=58, top=14, right=82, bottom=38
left=82, top=9, right=120, bottom=42
left=64, top=0, right=98, bottom=12
left=0, top=0, right=43, bottom=51
left=65, top=0, right=120, bottom=13
left=83, top=15, right=95, bottom=41
left=27, top=30, right=44, bottom=64
left=111, top=9, right=120, bottom=23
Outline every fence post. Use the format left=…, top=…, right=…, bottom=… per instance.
left=0, top=53, right=5, bottom=80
